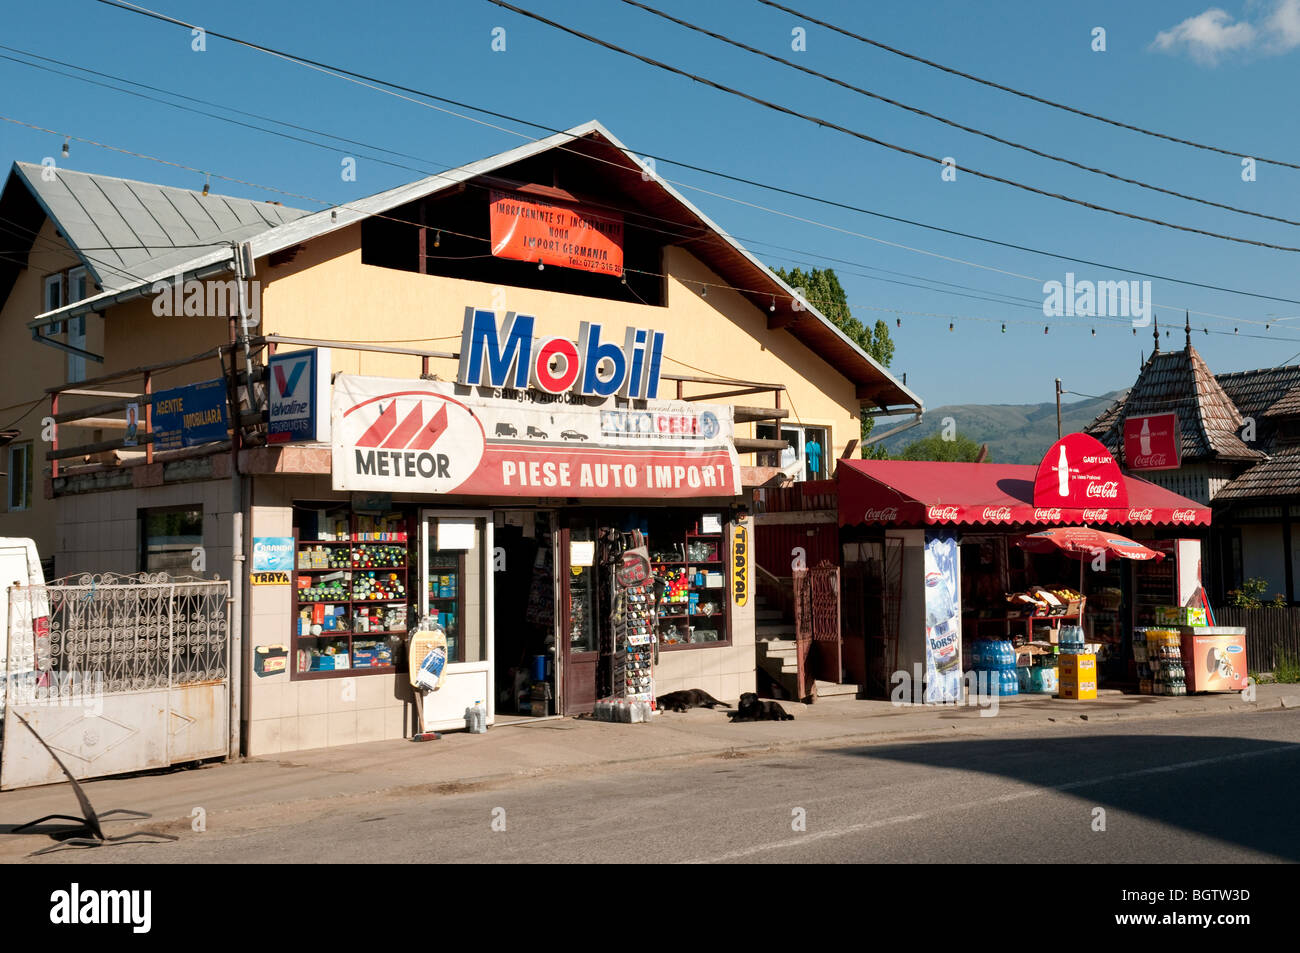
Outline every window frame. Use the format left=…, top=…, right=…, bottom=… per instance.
left=138, top=504, right=205, bottom=574
left=6, top=442, right=32, bottom=511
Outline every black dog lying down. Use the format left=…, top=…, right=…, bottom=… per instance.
left=727, top=692, right=794, bottom=722
left=656, top=689, right=728, bottom=712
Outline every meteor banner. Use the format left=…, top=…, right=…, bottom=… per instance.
left=331, top=375, right=742, bottom=499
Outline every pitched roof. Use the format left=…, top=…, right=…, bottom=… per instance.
left=1087, top=344, right=1261, bottom=463
left=16, top=121, right=921, bottom=411
left=2, top=162, right=306, bottom=295
left=1216, top=365, right=1300, bottom=419
left=1215, top=443, right=1300, bottom=500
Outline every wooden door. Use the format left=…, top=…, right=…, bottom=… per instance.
left=558, top=526, right=599, bottom=714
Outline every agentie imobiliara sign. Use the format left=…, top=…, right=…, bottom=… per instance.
left=331, top=376, right=742, bottom=498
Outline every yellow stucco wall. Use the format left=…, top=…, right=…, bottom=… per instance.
left=260, top=225, right=864, bottom=458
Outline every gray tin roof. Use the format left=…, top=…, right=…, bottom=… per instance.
left=11, top=161, right=306, bottom=293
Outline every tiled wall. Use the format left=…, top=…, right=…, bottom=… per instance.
left=246, top=476, right=412, bottom=756
left=54, top=479, right=233, bottom=580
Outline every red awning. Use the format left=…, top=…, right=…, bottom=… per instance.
left=837, top=459, right=1209, bottom=528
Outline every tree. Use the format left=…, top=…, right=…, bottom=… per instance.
left=895, top=432, right=988, bottom=462
left=771, top=266, right=896, bottom=457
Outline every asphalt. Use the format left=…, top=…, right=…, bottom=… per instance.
left=1, top=684, right=1297, bottom=862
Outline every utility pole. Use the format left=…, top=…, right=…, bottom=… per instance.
left=1055, top=378, right=1063, bottom=439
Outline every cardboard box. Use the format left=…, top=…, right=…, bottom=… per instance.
left=1058, top=652, right=1097, bottom=700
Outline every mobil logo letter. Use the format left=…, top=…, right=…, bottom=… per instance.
left=578, top=321, right=625, bottom=397
left=458, top=307, right=535, bottom=388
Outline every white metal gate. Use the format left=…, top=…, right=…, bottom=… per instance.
left=1, top=572, right=230, bottom=790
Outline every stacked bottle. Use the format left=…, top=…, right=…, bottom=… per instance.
left=1058, top=624, right=1086, bottom=654
left=972, top=639, right=1018, bottom=696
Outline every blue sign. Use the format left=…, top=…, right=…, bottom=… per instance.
left=151, top=379, right=229, bottom=450
left=252, top=537, right=295, bottom=573
left=268, top=349, right=330, bottom=443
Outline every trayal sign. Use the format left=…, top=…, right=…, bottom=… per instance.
left=457, top=307, right=665, bottom=399
left=331, top=375, right=741, bottom=499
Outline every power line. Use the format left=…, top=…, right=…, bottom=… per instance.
left=486, top=0, right=1300, bottom=253
left=76, top=2, right=1300, bottom=307
left=758, top=0, right=1300, bottom=172
left=622, top=0, right=1300, bottom=229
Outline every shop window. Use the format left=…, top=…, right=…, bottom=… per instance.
left=6, top=442, right=32, bottom=512
left=756, top=424, right=829, bottom=480
left=643, top=511, right=730, bottom=649
left=139, top=506, right=203, bottom=573
left=424, top=515, right=490, bottom=664
left=292, top=504, right=412, bottom=678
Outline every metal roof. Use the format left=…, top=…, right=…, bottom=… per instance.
left=7, top=161, right=306, bottom=294
left=19, top=120, right=922, bottom=412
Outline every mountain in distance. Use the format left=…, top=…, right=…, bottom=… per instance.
left=873, top=390, right=1128, bottom=464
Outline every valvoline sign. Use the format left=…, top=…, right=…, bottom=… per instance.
left=456, top=307, right=664, bottom=398
left=268, top=348, right=331, bottom=444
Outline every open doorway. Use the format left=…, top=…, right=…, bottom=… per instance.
left=493, top=511, right=557, bottom=719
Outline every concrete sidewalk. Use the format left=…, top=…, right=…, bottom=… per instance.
left=2, top=685, right=1297, bottom=860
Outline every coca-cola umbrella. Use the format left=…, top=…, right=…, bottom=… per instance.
left=1016, top=526, right=1165, bottom=592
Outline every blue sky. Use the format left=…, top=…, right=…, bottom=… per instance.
left=3, top=0, right=1299, bottom=412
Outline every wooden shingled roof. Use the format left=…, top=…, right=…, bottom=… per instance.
left=1216, top=442, right=1300, bottom=499
left=1087, top=342, right=1262, bottom=464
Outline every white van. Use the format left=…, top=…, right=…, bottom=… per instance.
left=0, top=538, right=49, bottom=717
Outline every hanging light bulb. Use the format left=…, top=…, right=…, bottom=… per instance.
left=1044, top=325, right=1049, bottom=334
left=1001, top=323, right=1006, bottom=333
left=948, top=322, right=954, bottom=332
left=701, top=284, right=708, bottom=298
left=331, top=210, right=338, bottom=223
left=620, top=272, right=627, bottom=285
left=1266, top=323, right=1270, bottom=331
left=434, top=230, right=441, bottom=248
left=1234, top=327, right=1239, bottom=335
left=201, top=175, right=210, bottom=197
left=1132, top=327, right=1137, bottom=335
left=61, top=139, right=69, bottom=158
left=1091, top=328, right=1096, bottom=336
left=538, top=260, right=544, bottom=271
left=770, top=295, right=776, bottom=312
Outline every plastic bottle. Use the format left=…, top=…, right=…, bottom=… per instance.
left=465, top=700, right=486, bottom=733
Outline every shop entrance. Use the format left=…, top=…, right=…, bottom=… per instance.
left=557, top=519, right=599, bottom=715
left=492, top=511, right=558, bottom=718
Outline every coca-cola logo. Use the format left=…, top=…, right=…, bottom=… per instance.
left=1127, top=507, right=1154, bottom=521
left=863, top=506, right=899, bottom=521
left=1082, top=508, right=1110, bottom=521
left=1085, top=480, right=1121, bottom=499
left=927, top=505, right=961, bottom=521
left=1132, top=453, right=1169, bottom=469
left=982, top=506, right=1014, bottom=521
left=1033, top=507, right=1062, bottom=521
left=1172, top=508, right=1198, bottom=522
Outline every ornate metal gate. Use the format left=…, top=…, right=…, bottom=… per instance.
left=793, top=560, right=841, bottom=701
left=1, top=572, right=230, bottom=790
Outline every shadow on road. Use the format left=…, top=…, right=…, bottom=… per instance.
left=833, top=731, right=1300, bottom=862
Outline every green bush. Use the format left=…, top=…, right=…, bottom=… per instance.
left=1273, top=651, right=1300, bottom=684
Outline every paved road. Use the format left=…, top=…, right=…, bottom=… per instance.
left=25, top=709, right=1300, bottom=863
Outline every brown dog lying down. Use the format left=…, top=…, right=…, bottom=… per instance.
left=656, top=689, right=729, bottom=712
left=727, top=692, right=795, bottom=722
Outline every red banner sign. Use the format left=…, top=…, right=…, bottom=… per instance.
left=1033, top=433, right=1129, bottom=509
left=489, top=189, right=624, bottom=276
left=1123, top=412, right=1181, bottom=471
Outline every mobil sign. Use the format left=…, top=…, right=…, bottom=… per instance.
left=457, top=307, right=665, bottom=398
left=1123, top=412, right=1181, bottom=471
left=268, top=348, right=331, bottom=443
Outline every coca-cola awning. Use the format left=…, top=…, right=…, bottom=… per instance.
left=837, top=460, right=1209, bottom=528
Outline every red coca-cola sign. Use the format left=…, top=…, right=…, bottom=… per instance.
left=1034, top=433, right=1129, bottom=510
left=927, top=505, right=962, bottom=521
left=1123, top=412, right=1181, bottom=472
left=862, top=506, right=899, bottom=522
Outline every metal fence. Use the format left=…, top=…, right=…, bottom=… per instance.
left=2, top=572, right=231, bottom=789
left=1210, top=607, right=1300, bottom=673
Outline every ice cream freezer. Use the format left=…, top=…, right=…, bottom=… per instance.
left=1177, top=627, right=1248, bottom=693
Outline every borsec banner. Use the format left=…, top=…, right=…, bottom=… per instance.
left=331, top=375, right=741, bottom=498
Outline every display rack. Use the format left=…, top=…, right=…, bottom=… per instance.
left=426, top=551, right=465, bottom=663
left=291, top=510, right=411, bottom=679
left=652, top=529, right=729, bottom=648
left=610, top=566, right=656, bottom=703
